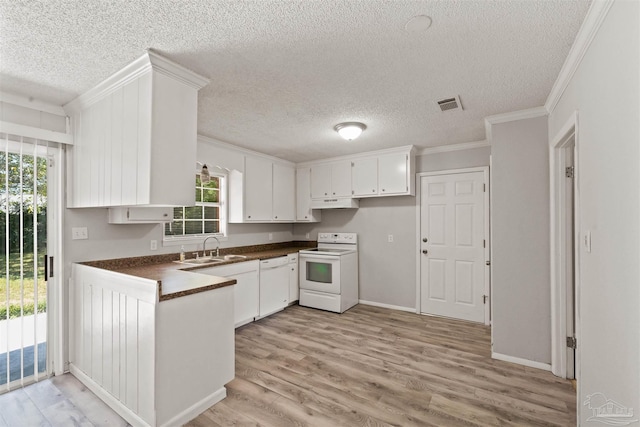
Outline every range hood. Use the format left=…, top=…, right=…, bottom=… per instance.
left=310, top=198, right=360, bottom=209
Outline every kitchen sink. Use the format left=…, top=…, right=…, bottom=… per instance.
left=176, top=254, right=248, bottom=266
left=221, top=254, right=248, bottom=260
left=178, top=257, right=225, bottom=265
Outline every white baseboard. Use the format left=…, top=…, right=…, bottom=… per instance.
left=71, top=364, right=228, bottom=427
left=492, top=352, right=552, bottom=372
left=358, top=300, right=416, bottom=313
left=70, top=364, right=150, bottom=427
left=160, top=387, right=227, bottom=427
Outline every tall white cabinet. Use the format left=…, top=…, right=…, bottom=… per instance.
left=64, top=51, right=209, bottom=207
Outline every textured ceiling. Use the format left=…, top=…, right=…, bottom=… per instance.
left=0, top=0, right=590, bottom=162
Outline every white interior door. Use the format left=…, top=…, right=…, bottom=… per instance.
left=419, top=171, right=486, bottom=323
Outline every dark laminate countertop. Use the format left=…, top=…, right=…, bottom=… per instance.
left=81, top=241, right=315, bottom=301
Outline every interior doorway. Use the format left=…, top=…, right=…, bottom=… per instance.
left=416, top=167, right=490, bottom=325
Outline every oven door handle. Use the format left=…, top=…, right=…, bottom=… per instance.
left=299, top=254, right=340, bottom=261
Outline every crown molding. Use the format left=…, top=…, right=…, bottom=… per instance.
left=64, top=50, right=209, bottom=113
left=544, top=0, right=615, bottom=113
left=147, top=50, right=210, bottom=89
left=417, top=140, right=489, bottom=156
left=0, top=91, right=66, bottom=116
left=295, top=145, right=415, bottom=167
left=484, top=106, right=548, bottom=141
left=198, top=134, right=296, bottom=166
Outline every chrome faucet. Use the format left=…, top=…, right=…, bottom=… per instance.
left=203, top=235, right=220, bottom=257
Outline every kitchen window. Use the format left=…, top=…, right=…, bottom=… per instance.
left=163, top=173, right=226, bottom=241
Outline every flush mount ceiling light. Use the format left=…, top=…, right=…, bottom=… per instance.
left=334, top=122, right=367, bottom=141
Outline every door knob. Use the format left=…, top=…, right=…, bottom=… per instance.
left=422, top=250, right=428, bottom=254
left=422, top=238, right=428, bottom=242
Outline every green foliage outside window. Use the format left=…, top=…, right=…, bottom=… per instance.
left=164, top=174, right=224, bottom=237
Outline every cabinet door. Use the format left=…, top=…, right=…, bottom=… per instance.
left=351, top=157, right=378, bottom=197
left=273, top=163, right=295, bottom=221
left=233, top=271, right=260, bottom=327
left=331, top=161, right=352, bottom=197
left=296, top=168, right=311, bottom=220
left=311, top=164, right=331, bottom=199
left=244, top=156, right=273, bottom=221
left=289, top=257, right=299, bottom=303
left=196, top=261, right=260, bottom=328
left=379, top=152, right=408, bottom=195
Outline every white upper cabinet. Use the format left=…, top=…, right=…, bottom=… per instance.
left=352, top=157, right=379, bottom=197
left=295, top=167, right=321, bottom=222
left=351, top=149, right=415, bottom=198
left=379, top=152, right=411, bottom=195
left=311, top=161, right=352, bottom=199
left=244, top=156, right=273, bottom=221
left=273, top=163, right=295, bottom=221
left=64, top=51, right=209, bottom=208
left=229, top=154, right=296, bottom=223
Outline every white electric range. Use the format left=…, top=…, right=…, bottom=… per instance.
left=298, top=232, right=358, bottom=313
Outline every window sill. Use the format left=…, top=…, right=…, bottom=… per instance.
left=162, top=234, right=228, bottom=247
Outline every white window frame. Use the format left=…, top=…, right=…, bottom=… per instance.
left=162, top=171, right=227, bottom=246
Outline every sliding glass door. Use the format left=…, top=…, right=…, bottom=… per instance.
left=0, top=135, right=54, bottom=391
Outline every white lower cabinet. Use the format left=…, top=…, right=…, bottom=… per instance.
left=70, top=264, right=234, bottom=427
left=197, top=260, right=259, bottom=328
left=288, top=253, right=299, bottom=303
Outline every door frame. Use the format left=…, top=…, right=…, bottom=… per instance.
left=0, top=139, right=64, bottom=389
left=415, top=166, right=491, bottom=325
left=550, top=111, right=580, bottom=379
left=46, top=145, right=64, bottom=376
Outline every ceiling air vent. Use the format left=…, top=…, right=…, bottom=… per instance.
left=437, top=95, right=463, bottom=112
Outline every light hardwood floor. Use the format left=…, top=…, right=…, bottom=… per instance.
left=189, top=304, right=576, bottom=427
left=0, top=374, right=129, bottom=426
left=0, top=304, right=575, bottom=426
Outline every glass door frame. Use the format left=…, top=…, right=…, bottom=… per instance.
left=0, top=137, right=63, bottom=391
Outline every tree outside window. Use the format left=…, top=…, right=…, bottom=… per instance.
left=164, top=174, right=225, bottom=238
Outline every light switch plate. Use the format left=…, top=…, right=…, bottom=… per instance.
left=72, top=227, right=88, bottom=240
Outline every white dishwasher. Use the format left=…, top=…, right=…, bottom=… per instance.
left=259, top=256, right=290, bottom=318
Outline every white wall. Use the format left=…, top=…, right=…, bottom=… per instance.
left=490, top=115, right=551, bottom=365
left=293, top=146, right=491, bottom=310
left=548, top=0, right=639, bottom=419
left=0, top=100, right=66, bottom=133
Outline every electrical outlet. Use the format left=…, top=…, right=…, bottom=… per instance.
left=72, top=227, right=88, bottom=240
left=268, top=233, right=273, bottom=241
left=388, top=234, right=394, bottom=243
left=584, top=231, right=591, bottom=253
left=305, top=233, right=310, bottom=239
left=150, top=240, right=158, bottom=250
